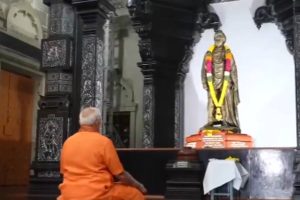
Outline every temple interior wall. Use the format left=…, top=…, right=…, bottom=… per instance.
left=0, top=0, right=297, bottom=149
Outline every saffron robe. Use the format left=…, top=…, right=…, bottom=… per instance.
left=58, top=131, right=144, bottom=200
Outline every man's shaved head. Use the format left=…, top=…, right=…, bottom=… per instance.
left=79, top=107, right=101, bottom=126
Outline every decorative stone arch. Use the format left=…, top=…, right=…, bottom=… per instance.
left=253, top=0, right=294, bottom=54
left=6, top=0, right=43, bottom=48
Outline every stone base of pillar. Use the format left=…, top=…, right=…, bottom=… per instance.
left=29, top=97, right=70, bottom=196
left=29, top=162, right=60, bottom=196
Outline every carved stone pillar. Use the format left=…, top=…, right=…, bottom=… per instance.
left=128, top=0, right=216, bottom=147
left=140, top=62, right=156, bottom=147
left=295, top=1, right=300, bottom=147
left=104, top=17, right=116, bottom=141
left=293, top=1, right=300, bottom=199
left=30, top=0, right=75, bottom=194
left=174, top=15, right=207, bottom=147
left=174, top=72, right=185, bottom=148
left=71, top=0, right=114, bottom=133
left=103, top=13, right=115, bottom=135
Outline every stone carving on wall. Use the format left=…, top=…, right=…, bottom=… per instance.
left=80, top=35, right=105, bottom=111
left=143, top=84, right=154, bottom=147
left=42, top=38, right=73, bottom=70
left=42, top=39, right=66, bottom=67
left=174, top=89, right=180, bottom=147
left=81, top=35, right=96, bottom=107
left=37, top=116, right=63, bottom=162
left=139, top=39, right=153, bottom=61
left=6, top=0, right=42, bottom=47
left=96, top=38, right=104, bottom=116
left=46, top=72, right=72, bottom=95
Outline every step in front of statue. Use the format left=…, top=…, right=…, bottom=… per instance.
left=165, top=159, right=204, bottom=200
left=166, top=180, right=202, bottom=186
left=165, top=186, right=202, bottom=200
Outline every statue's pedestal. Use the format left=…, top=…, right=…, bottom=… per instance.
left=185, top=130, right=253, bottom=149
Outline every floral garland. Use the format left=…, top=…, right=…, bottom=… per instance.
left=205, top=45, right=233, bottom=121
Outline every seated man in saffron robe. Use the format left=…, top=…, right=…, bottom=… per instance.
left=58, top=107, right=146, bottom=200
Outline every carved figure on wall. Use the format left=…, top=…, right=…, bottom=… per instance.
left=41, top=120, right=60, bottom=161
left=201, top=30, right=240, bottom=132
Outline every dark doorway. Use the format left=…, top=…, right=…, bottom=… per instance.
left=112, top=111, right=130, bottom=148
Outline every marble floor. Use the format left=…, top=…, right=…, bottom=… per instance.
left=0, top=186, right=166, bottom=200
left=0, top=186, right=290, bottom=200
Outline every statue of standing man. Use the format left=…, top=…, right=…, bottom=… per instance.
left=201, top=30, right=240, bottom=132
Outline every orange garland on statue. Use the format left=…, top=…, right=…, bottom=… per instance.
left=204, top=45, right=233, bottom=121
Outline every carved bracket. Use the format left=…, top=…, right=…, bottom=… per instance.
left=197, top=12, right=221, bottom=31
left=254, top=6, right=274, bottom=29
left=254, top=0, right=294, bottom=54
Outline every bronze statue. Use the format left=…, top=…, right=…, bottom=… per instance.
left=201, top=30, right=240, bottom=132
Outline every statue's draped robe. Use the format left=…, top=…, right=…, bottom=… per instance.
left=201, top=46, right=240, bottom=128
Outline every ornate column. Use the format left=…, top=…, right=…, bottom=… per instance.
left=30, top=0, right=75, bottom=194
left=128, top=0, right=155, bottom=147
left=174, top=40, right=199, bottom=148
left=252, top=1, right=299, bottom=198
left=103, top=13, right=116, bottom=135
left=128, top=0, right=219, bottom=148
left=71, top=0, right=115, bottom=133
left=140, top=62, right=156, bottom=147
left=295, top=0, right=300, bottom=147
left=293, top=0, right=300, bottom=199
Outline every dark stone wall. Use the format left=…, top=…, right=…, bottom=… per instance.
left=118, top=148, right=295, bottom=199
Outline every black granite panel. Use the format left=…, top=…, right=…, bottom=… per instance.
left=118, top=149, right=179, bottom=194
left=249, top=149, right=295, bottom=199
left=118, top=148, right=296, bottom=199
